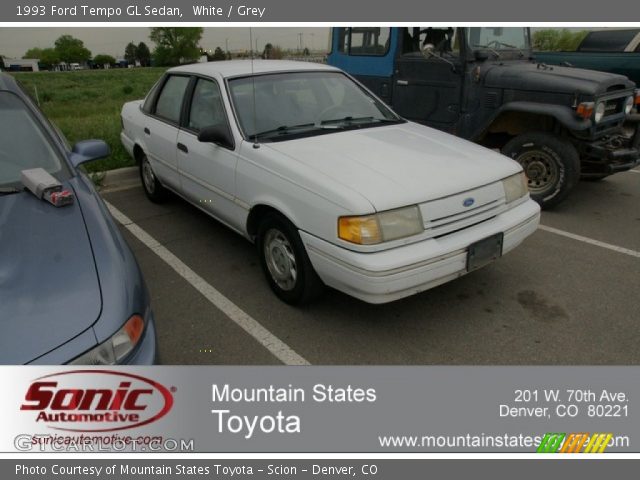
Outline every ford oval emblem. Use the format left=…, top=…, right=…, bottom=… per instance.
left=463, top=197, right=475, bottom=207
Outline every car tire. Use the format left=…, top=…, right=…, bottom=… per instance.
left=257, top=212, right=324, bottom=305
left=502, top=132, right=580, bottom=209
left=140, top=153, right=168, bottom=203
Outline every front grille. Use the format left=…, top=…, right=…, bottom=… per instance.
left=419, top=182, right=506, bottom=239
left=603, top=97, right=623, bottom=118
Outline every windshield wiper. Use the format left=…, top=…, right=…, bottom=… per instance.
left=495, top=41, right=525, bottom=57
left=0, top=187, right=23, bottom=196
left=320, top=116, right=401, bottom=126
left=473, top=44, right=501, bottom=59
left=252, top=123, right=320, bottom=139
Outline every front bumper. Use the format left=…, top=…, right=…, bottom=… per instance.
left=302, top=199, right=540, bottom=304
left=579, top=114, right=640, bottom=175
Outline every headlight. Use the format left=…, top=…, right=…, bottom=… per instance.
left=624, top=96, right=634, bottom=115
left=338, top=205, right=423, bottom=245
left=70, top=315, right=145, bottom=365
left=502, top=172, right=528, bottom=203
left=594, top=102, right=606, bottom=123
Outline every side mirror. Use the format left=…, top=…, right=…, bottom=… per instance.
left=197, top=125, right=235, bottom=150
left=69, top=140, right=111, bottom=168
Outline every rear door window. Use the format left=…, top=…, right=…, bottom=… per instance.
left=154, top=75, right=190, bottom=124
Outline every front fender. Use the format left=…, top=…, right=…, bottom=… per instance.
left=485, top=101, right=592, bottom=135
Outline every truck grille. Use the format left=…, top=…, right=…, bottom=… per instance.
left=602, top=97, right=623, bottom=118
left=419, top=182, right=506, bottom=239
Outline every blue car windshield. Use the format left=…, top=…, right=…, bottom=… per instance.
left=0, top=91, right=69, bottom=188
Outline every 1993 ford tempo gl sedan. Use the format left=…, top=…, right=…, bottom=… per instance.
left=120, top=61, right=540, bottom=304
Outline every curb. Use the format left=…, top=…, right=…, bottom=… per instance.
left=96, top=166, right=139, bottom=192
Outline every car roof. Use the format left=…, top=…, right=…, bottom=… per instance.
left=169, top=60, right=339, bottom=78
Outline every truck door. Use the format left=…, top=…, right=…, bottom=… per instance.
left=393, top=27, right=464, bottom=133
left=327, top=27, right=396, bottom=104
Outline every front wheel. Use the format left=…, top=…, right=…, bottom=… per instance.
left=257, top=212, right=324, bottom=305
left=502, top=132, right=580, bottom=209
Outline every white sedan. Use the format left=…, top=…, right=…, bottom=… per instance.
left=121, top=60, right=540, bottom=304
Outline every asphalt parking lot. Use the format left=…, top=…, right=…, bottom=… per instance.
left=102, top=169, right=640, bottom=365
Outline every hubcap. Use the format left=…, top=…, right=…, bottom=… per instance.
left=518, top=150, right=559, bottom=194
left=263, top=229, right=297, bottom=291
left=142, top=159, right=156, bottom=194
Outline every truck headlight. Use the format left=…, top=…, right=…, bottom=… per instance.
left=338, top=206, right=423, bottom=245
left=624, top=96, right=634, bottom=115
left=594, top=102, right=606, bottom=123
left=502, top=172, right=528, bottom=203
left=70, top=315, right=145, bottom=365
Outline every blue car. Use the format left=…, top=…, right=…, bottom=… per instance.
left=0, top=73, right=157, bottom=364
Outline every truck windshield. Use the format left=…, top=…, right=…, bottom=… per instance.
left=467, top=27, right=529, bottom=51
left=228, top=71, right=401, bottom=141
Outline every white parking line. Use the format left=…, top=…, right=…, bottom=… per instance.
left=539, top=225, right=640, bottom=259
left=629, top=169, right=640, bottom=174
left=105, top=201, right=311, bottom=366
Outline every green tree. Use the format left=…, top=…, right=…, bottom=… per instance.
left=262, top=43, right=284, bottom=60
left=149, top=27, right=203, bottom=66
left=136, top=42, right=151, bottom=67
left=533, top=29, right=589, bottom=52
left=39, top=48, right=60, bottom=69
left=54, top=35, right=91, bottom=63
left=93, top=54, right=116, bottom=68
left=124, top=42, right=137, bottom=64
left=24, top=47, right=59, bottom=69
left=23, top=47, right=44, bottom=59
left=211, top=46, right=226, bottom=61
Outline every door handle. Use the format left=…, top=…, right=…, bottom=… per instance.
left=177, top=142, right=188, bottom=154
left=144, top=127, right=150, bottom=135
left=396, top=80, right=409, bottom=86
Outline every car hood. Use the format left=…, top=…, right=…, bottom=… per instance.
left=264, top=122, right=521, bottom=211
left=0, top=182, right=101, bottom=364
left=483, top=61, right=635, bottom=96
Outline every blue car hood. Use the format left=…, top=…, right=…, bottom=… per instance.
left=0, top=184, right=101, bottom=363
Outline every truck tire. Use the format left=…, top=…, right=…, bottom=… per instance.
left=502, top=132, right=580, bottom=209
left=257, top=212, right=324, bottom=305
left=140, top=153, right=168, bottom=203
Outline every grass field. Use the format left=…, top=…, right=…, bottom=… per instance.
left=13, top=68, right=167, bottom=172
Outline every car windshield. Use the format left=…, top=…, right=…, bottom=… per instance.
left=0, top=91, right=69, bottom=189
left=228, top=71, right=402, bottom=141
left=467, top=27, right=529, bottom=51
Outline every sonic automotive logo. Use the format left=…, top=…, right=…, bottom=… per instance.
left=20, top=370, right=174, bottom=432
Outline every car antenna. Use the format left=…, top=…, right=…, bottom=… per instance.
left=249, top=27, right=260, bottom=149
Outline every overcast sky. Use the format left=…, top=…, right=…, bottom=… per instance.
left=0, top=27, right=332, bottom=59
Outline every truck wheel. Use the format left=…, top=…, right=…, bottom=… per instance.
left=502, top=132, right=580, bottom=209
left=257, top=212, right=324, bottom=305
left=140, top=153, right=168, bottom=203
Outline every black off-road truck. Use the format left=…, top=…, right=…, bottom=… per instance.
left=328, top=27, right=640, bottom=208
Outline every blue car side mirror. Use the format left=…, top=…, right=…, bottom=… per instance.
left=70, top=140, right=111, bottom=168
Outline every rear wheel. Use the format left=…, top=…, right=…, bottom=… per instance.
left=257, top=212, right=324, bottom=305
left=140, top=153, right=168, bottom=203
left=502, top=132, right=580, bottom=209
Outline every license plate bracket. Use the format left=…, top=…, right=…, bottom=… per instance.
left=467, top=233, right=504, bottom=272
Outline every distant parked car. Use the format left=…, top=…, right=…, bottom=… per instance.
left=121, top=60, right=540, bottom=305
left=0, top=72, right=157, bottom=364
left=535, top=29, right=640, bottom=86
